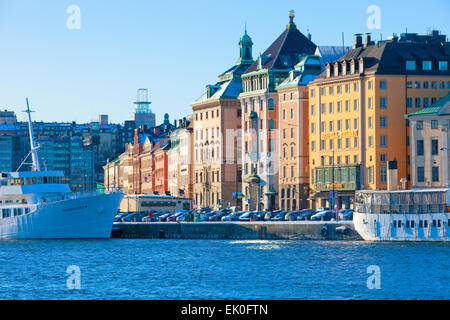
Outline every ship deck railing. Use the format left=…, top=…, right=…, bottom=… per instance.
left=355, top=203, right=447, bottom=215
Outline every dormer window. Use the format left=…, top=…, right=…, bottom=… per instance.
left=326, top=64, right=331, bottom=78
left=342, top=62, right=347, bottom=76
left=350, top=61, right=355, bottom=74
left=406, top=60, right=416, bottom=71
left=439, top=61, right=448, bottom=71
left=358, top=59, right=364, bottom=73
left=334, top=64, right=339, bottom=77
left=423, top=60, right=432, bottom=71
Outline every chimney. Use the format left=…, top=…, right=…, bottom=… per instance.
left=365, top=33, right=374, bottom=47
left=387, top=160, right=398, bottom=191
left=353, top=34, right=363, bottom=49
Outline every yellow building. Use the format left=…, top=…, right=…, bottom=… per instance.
left=308, top=31, right=450, bottom=209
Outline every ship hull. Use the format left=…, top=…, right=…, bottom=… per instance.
left=353, top=212, right=450, bottom=242
left=0, top=192, right=122, bottom=239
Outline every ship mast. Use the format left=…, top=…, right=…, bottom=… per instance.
left=23, top=98, right=41, bottom=172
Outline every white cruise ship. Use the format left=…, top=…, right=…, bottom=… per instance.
left=353, top=189, right=450, bottom=242
left=0, top=99, right=123, bottom=239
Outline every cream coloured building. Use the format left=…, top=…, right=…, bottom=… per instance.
left=407, top=94, right=450, bottom=188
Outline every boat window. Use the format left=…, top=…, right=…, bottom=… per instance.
left=432, top=220, right=437, bottom=227
left=419, top=220, right=423, bottom=228
left=411, top=221, right=415, bottom=228
left=43, top=177, right=48, bottom=184
left=25, top=208, right=30, bottom=214
left=406, top=221, right=410, bottom=228
left=438, top=220, right=442, bottom=227
left=2, top=208, right=11, bottom=218
left=424, top=220, right=428, bottom=228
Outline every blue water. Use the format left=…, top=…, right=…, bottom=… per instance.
left=0, top=239, right=448, bottom=300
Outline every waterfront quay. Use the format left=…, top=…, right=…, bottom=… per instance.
left=111, top=221, right=361, bottom=241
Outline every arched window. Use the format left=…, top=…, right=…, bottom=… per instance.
left=281, top=188, right=285, bottom=198
left=268, top=99, right=274, bottom=110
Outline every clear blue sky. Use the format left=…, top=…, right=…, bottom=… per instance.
left=0, top=0, right=449, bottom=124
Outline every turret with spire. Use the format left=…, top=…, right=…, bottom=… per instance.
left=238, top=25, right=254, bottom=65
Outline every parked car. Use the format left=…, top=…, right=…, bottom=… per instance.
left=208, top=211, right=230, bottom=221
left=284, top=211, right=303, bottom=221
left=311, top=210, right=335, bottom=221
left=297, top=209, right=317, bottom=221
left=316, top=207, right=330, bottom=212
left=222, top=212, right=245, bottom=221
left=338, top=210, right=354, bottom=221
left=158, top=212, right=173, bottom=222
left=264, top=210, right=281, bottom=221
left=199, top=211, right=216, bottom=222
left=271, top=211, right=288, bottom=221
left=238, top=212, right=254, bottom=221
left=114, top=212, right=129, bottom=222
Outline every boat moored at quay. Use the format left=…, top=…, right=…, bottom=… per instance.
left=353, top=188, right=450, bottom=242
left=0, top=99, right=123, bottom=239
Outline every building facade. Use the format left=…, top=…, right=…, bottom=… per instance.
left=191, top=28, right=252, bottom=209
left=308, top=31, right=450, bottom=209
left=239, top=11, right=317, bottom=211
left=407, top=94, right=450, bottom=188
left=277, top=55, right=323, bottom=211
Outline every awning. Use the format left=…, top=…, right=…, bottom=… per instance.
left=309, top=191, right=356, bottom=200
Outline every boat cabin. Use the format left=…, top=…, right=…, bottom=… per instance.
left=355, top=189, right=450, bottom=215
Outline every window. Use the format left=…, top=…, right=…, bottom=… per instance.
left=432, top=167, right=439, bottom=182
left=416, top=121, right=424, bottom=130
left=329, top=87, right=334, bottom=95
left=380, top=153, right=387, bottom=162
left=268, top=99, right=274, bottom=110
left=368, top=116, right=373, bottom=129
left=345, top=138, right=350, bottom=149
left=415, top=97, right=421, bottom=108
left=380, top=136, right=387, bottom=147
left=431, top=139, right=439, bottom=155
left=417, top=167, right=425, bottom=182
left=345, top=100, right=350, bottom=112
left=406, top=61, right=416, bottom=71
left=368, top=97, right=373, bottom=109
left=422, top=61, right=432, bottom=71
left=380, top=116, right=387, bottom=128
left=423, top=81, right=429, bottom=89
left=368, top=136, right=374, bottom=148
left=345, top=119, right=350, bottom=130
left=431, top=120, right=438, bottom=129
left=431, top=81, right=438, bottom=89
left=354, top=99, right=359, bottom=111
left=310, top=89, right=315, bottom=98
left=380, top=96, right=387, bottom=109
left=380, top=80, right=387, bottom=90
left=337, top=101, right=342, bottom=113
left=321, top=104, right=326, bottom=114
left=329, top=121, right=333, bottom=132
left=440, top=81, right=445, bottom=89
left=311, top=105, right=315, bottom=116
left=439, top=61, right=448, bottom=71
left=415, top=81, right=421, bottom=89
left=311, top=123, right=315, bottom=134
left=368, top=80, right=373, bottom=90
left=406, top=81, right=413, bottom=89
left=354, top=118, right=358, bottom=130
left=368, top=167, right=374, bottom=184
left=329, top=103, right=334, bottom=114
left=406, top=97, right=413, bottom=108
left=417, top=140, right=424, bottom=156
left=380, top=166, right=387, bottom=183
left=423, top=98, right=429, bottom=108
